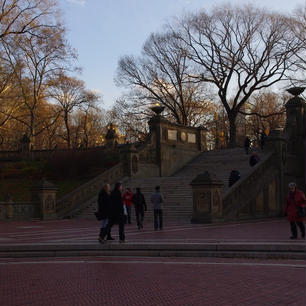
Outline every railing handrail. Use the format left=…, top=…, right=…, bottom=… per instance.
left=223, top=151, right=274, bottom=199
left=222, top=151, right=276, bottom=218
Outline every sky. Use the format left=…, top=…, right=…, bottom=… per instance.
left=59, top=0, right=305, bottom=109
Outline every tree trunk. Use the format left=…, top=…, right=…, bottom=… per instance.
left=64, top=112, right=71, bottom=149
left=228, top=113, right=237, bottom=148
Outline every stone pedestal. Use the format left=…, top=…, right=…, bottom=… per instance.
left=32, top=179, right=57, bottom=220
left=190, top=171, right=224, bottom=223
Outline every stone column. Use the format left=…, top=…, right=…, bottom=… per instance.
left=32, top=179, right=57, bottom=220
left=148, top=114, right=163, bottom=176
left=283, top=88, right=306, bottom=192
left=190, top=171, right=224, bottom=223
left=265, top=129, right=287, bottom=215
left=120, top=144, right=139, bottom=177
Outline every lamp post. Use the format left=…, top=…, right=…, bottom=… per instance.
left=151, top=102, right=165, bottom=116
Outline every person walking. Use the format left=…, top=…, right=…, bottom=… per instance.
left=285, top=182, right=306, bottom=239
left=249, top=152, right=260, bottom=167
left=228, top=169, right=241, bottom=187
left=122, top=187, right=133, bottom=224
left=107, top=182, right=126, bottom=243
left=97, top=183, right=114, bottom=243
left=260, top=132, right=266, bottom=150
left=132, top=187, right=147, bottom=230
left=151, top=185, right=164, bottom=230
left=244, top=137, right=251, bottom=155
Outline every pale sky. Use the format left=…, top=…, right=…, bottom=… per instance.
left=59, top=0, right=305, bottom=109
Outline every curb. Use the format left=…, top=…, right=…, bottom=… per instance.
left=0, top=242, right=305, bottom=259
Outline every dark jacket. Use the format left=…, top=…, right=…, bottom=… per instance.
left=244, top=137, right=251, bottom=148
left=132, top=192, right=147, bottom=212
left=249, top=154, right=260, bottom=167
left=97, top=189, right=111, bottom=219
left=228, top=170, right=241, bottom=187
left=109, top=189, right=124, bottom=220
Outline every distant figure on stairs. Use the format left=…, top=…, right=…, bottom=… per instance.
left=132, top=187, right=147, bottom=230
left=244, top=137, right=251, bottom=155
left=151, top=186, right=164, bottom=231
left=122, top=187, right=133, bottom=224
left=249, top=152, right=260, bottom=167
left=260, top=131, right=266, bottom=150
left=228, top=168, right=241, bottom=187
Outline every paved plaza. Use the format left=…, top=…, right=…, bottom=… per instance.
left=0, top=218, right=304, bottom=244
left=0, top=218, right=305, bottom=306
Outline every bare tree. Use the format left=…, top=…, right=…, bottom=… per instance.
left=111, top=97, right=149, bottom=143
left=48, top=74, right=99, bottom=148
left=243, top=91, right=286, bottom=141
left=174, top=4, right=304, bottom=146
left=288, top=5, right=306, bottom=87
left=1, top=21, right=74, bottom=148
left=0, top=0, right=60, bottom=39
left=116, top=31, right=212, bottom=126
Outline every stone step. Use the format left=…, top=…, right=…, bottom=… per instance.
left=1, top=242, right=304, bottom=260
left=76, top=148, right=266, bottom=219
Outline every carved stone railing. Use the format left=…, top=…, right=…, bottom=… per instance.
left=222, top=152, right=282, bottom=221
left=0, top=201, right=40, bottom=220
left=56, top=162, right=125, bottom=218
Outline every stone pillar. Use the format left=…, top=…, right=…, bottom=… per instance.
left=190, top=171, right=224, bottom=223
left=148, top=114, right=165, bottom=176
left=120, top=144, right=139, bottom=177
left=32, top=179, right=57, bottom=220
left=283, top=88, right=306, bottom=192
left=265, top=129, right=287, bottom=214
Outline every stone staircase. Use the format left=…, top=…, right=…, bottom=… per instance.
left=76, top=148, right=265, bottom=221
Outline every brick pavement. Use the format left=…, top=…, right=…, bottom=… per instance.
left=0, top=218, right=305, bottom=244
left=0, top=256, right=305, bottom=306
left=0, top=218, right=305, bottom=306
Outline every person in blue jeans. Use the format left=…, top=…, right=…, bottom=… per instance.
left=151, top=185, right=164, bottom=230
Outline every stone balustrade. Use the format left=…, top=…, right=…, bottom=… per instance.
left=56, top=162, right=125, bottom=218
left=0, top=201, right=40, bottom=220
left=221, top=152, right=282, bottom=221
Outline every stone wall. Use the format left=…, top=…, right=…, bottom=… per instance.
left=0, top=202, right=40, bottom=220
left=0, top=146, right=106, bottom=161
left=147, top=115, right=207, bottom=176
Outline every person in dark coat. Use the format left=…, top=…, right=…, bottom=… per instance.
left=260, top=132, right=266, bottom=150
left=97, top=183, right=113, bottom=243
left=132, top=187, right=147, bottom=230
left=285, top=182, right=306, bottom=239
left=244, top=137, right=251, bottom=154
left=107, top=182, right=126, bottom=243
left=228, top=169, right=241, bottom=187
left=249, top=152, right=260, bottom=167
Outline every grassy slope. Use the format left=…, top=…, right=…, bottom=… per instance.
left=0, top=151, right=118, bottom=201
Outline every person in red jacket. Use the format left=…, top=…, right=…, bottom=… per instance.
left=285, top=182, right=306, bottom=239
left=122, top=187, right=133, bottom=224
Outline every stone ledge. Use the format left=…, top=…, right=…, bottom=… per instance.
left=0, top=242, right=304, bottom=260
